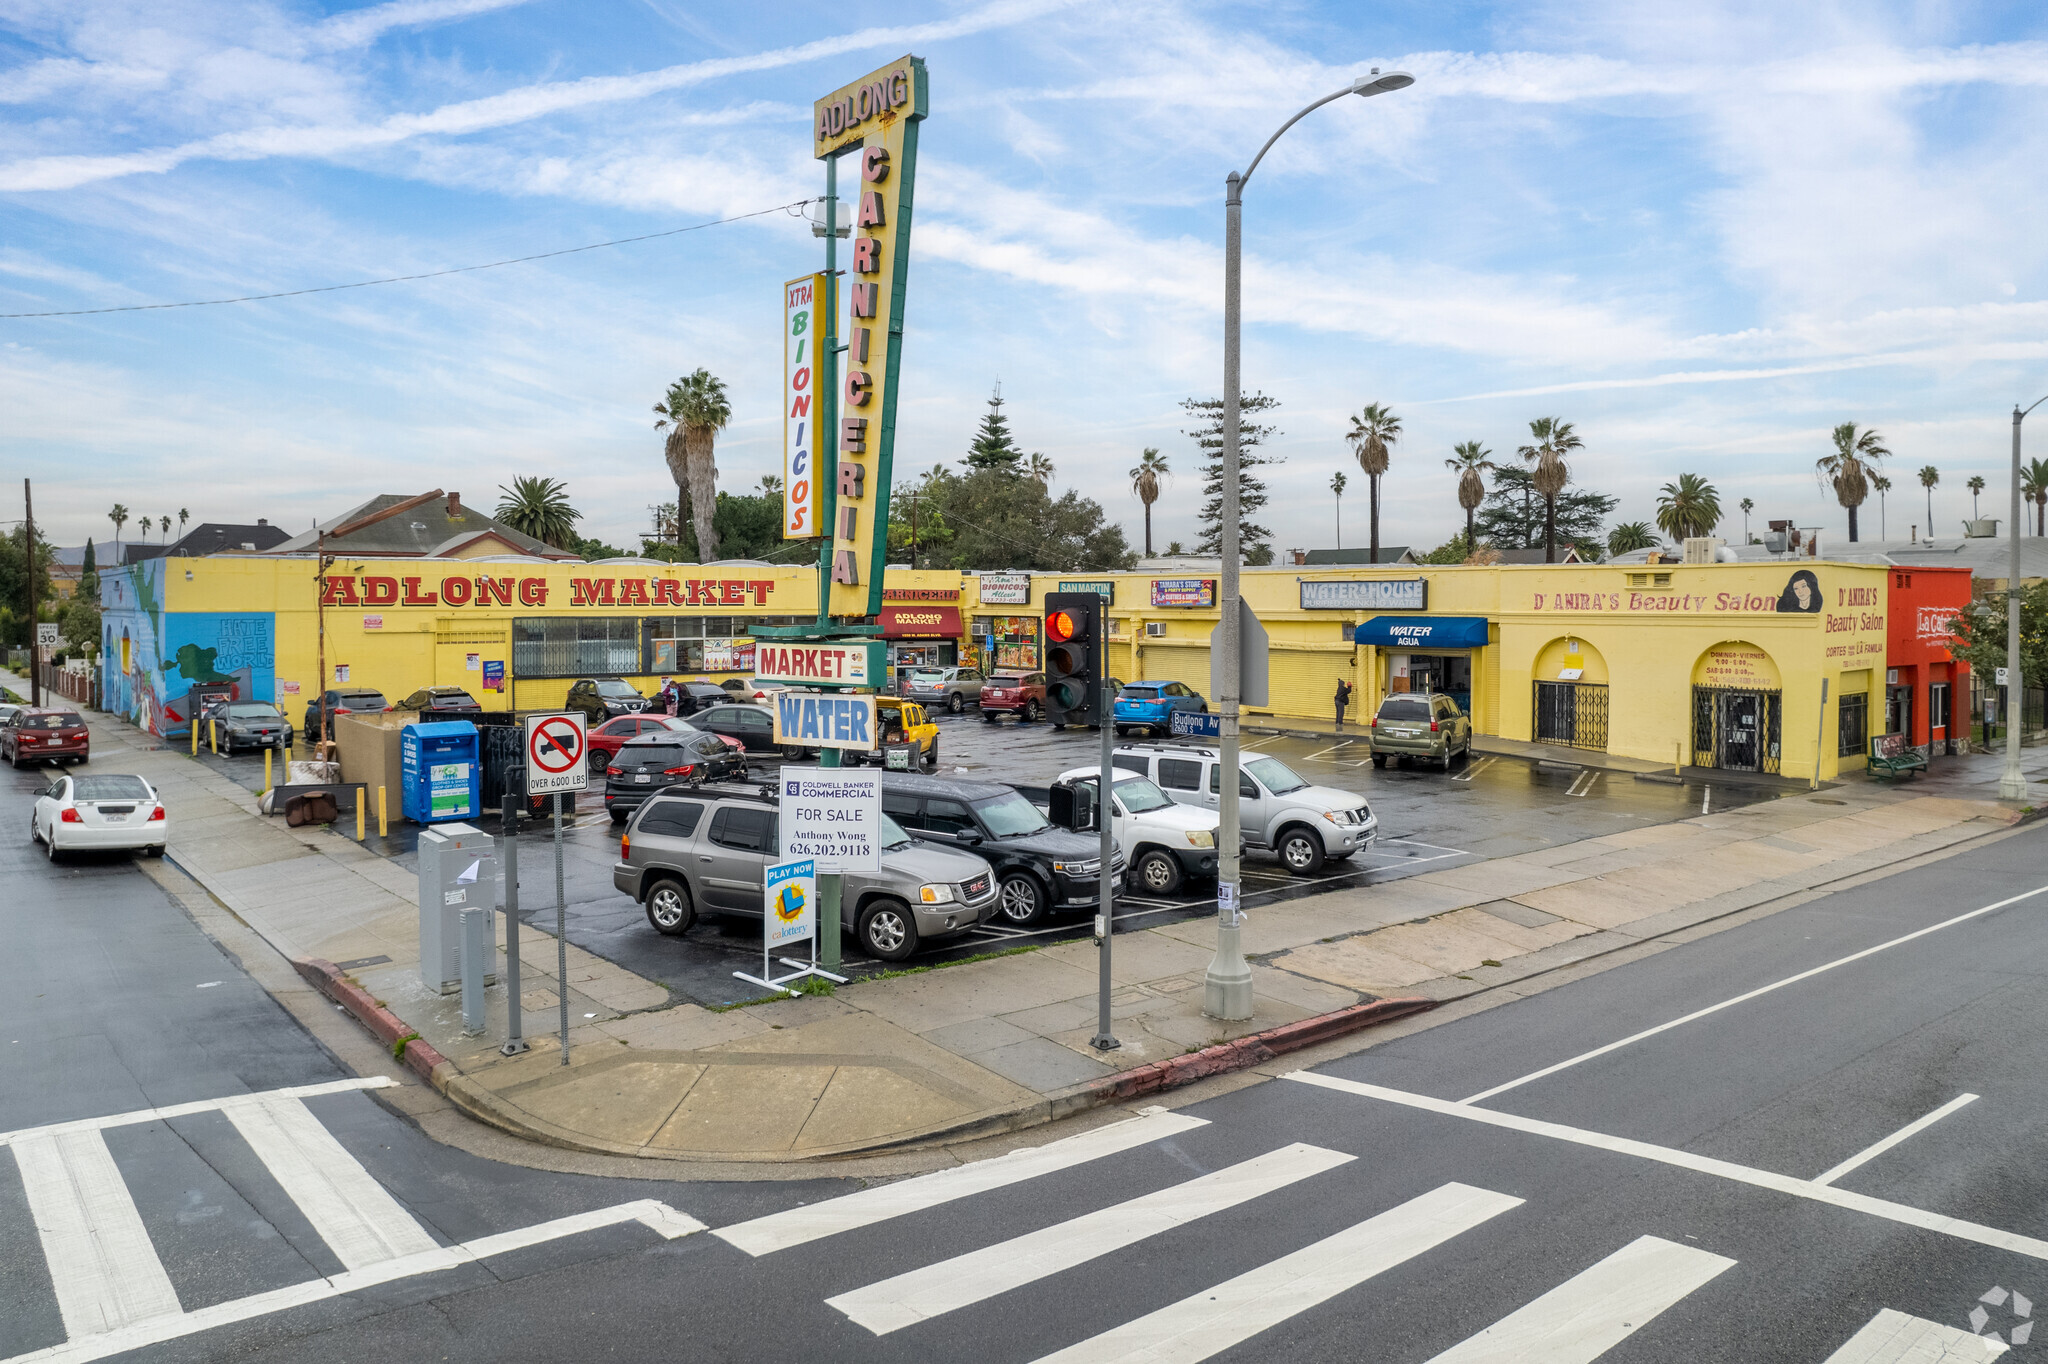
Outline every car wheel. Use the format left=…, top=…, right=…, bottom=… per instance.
left=982, top=710, right=996, bottom=724
left=46, top=829, right=60, bottom=863
left=781, top=743, right=807, bottom=759
left=644, top=878, right=695, bottom=936
left=587, top=748, right=609, bottom=774
left=1278, top=827, right=1326, bottom=876
left=923, top=740, right=938, bottom=769
left=1132, top=849, right=1183, bottom=895
left=1370, top=754, right=1387, bottom=769
left=858, top=900, right=919, bottom=962
left=947, top=693, right=964, bottom=715
left=608, top=807, right=628, bottom=825
left=28, top=813, right=41, bottom=846
left=147, top=845, right=165, bottom=858
left=996, top=873, right=1047, bottom=926
left=1023, top=700, right=1042, bottom=723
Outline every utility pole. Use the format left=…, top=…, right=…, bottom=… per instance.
left=2001, top=396, right=2046, bottom=802
left=23, top=479, right=41, bottom=708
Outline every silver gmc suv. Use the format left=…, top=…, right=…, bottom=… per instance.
left=611, top=782, right=1000, bottom=961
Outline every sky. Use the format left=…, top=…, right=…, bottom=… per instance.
left=4, top=0, right=2047, bottom=558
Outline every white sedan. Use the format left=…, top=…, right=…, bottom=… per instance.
left=31, top=773, right=167, bottom=861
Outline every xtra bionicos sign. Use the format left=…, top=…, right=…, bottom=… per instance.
left=318, top=574, right=780, bottom=609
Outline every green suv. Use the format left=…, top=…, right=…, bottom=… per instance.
left=1369, top=693, right=1472, bottom=771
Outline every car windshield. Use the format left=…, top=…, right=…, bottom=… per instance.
left=224, top=703, right=279, bottom=718
left=29, top=714, right=82, bottom=729
left=880, top=813, right=913, bottom=850
left=73, top=775, right=150, bottom=800
left=1246, top=756, right=1309, bottom=795
left=1121, top=686, right=1160, bottom=700
left=973, top=790, right=1050, bottom=837
left=1378, top=697, right=1432, bottom=721
left=1113, top=777, right=1175, bottom=814
left=595, top=681, right=638, bottom=696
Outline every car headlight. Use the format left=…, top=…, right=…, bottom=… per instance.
left=1053, top=859, right=1100, bottom=877
left=919, top=883, right=957, bottom=904
left=1185, top=830, right=1215, bottom=848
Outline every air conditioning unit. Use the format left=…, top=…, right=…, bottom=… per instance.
left=1145, top=622, right=1167, bottom=638
left=1682, top=537, right=1726, bottom=564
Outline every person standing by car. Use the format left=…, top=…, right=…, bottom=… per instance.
left=659, top=676, right=678, bottom=716
left=1334, top=678, right=1353, bottom=729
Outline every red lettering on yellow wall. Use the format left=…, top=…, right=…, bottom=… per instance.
left=570, top=578, right=616, bottom=607
left=749, top=579, right=774, bottom=605
left=362, top=577, right=399, bottom=607
left=477, top=577, right=513, bottom=606
left=653, top=580, right=684, bottom=606
left=320, top=576, right=360, bottom=607
left=518, top=578, right=548, bottom=606
left=719, top=580, right=745, bottom=605
left=401, top=577, right=439, bottom=606
left=440, top=576, right=472, bottom=606
left=618, top=578, right=650, bottom=607
left=686, top=580, right=713, bottom=606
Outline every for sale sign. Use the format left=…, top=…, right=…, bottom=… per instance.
left=523, top=712, right=588, bottom=796
left=779, top=767, right=881, bottom=871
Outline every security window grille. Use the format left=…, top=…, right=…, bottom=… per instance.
left=1532, top=681, right=1609, bottom=752
left=512, top=617, right=639, bottom=678
left=1692, top=686, right=1782, bottom=774
left=1837, top=693, right=1868, bottom=757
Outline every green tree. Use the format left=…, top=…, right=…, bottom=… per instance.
left=1872, top=475, right=1891, bottom=538
left=652, top=369, right=732, bottom=561
left=1655, top=473, right=1722, bottom=542
left=1419, top=532, right=1475, bottom=564
left=917, top=468, right=1133, bottom=571
left=495, top=476, right=583, bottom=550
left=1330, top=470, right=1348, bottom=548
left=963, top=385, right=1024, bottom=471
left=1517, top=416, right=1584, bottom=562
left=888, top=475, right=953, bottom=568
left=0, top=525, right=54, bottom=647
left=1607, top=521, right=1658, bottom=557
left=107, top=505, right=127, bottom=553
left=1183, top=392, right=1282, bottom=564
left=1968, top=475, right=1985, bottom=520
left=758, top=474, right=783, bottom=496
left=1346, top=402, right=1401, bottom=564
left=1026, top=452, right=1055, bottom=487
left=1817, top=422, right=1888, bottom=542
left=1475, top=466, right=1615, bottom=559
left=178, top=508, right=189, bottom=535
left=1948, top=582, right=2048, bottom=697
left=1447, top=440, right=1494, bottom=550
left=1129, top=448, right=1169, bottom=556
left=1919, top=464, right=1939, bottom=537
left=2027, top=458, right=2048, bottom=534
left=1739, top=496, right=1754, bottom=544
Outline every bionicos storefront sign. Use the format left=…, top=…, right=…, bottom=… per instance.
left=318, top=574, right=779, bottom=610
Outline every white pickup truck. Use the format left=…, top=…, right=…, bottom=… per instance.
left=1046, top=764, right=1224, bottom=894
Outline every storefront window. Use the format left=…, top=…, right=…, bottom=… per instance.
left=976, top=615, right=1041, bottom=671
left=512, top=617, right=639, bottom=678
left=1837, top=693, right=1868, bottom=757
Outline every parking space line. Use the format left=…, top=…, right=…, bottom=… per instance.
left=1450, top=756, right=1498, bottom=783
left=1813, top=1094, right=1979, bottom=1187
left=1565, top=771, right=1597, bottom=798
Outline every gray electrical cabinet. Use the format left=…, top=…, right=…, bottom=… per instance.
left=418, top=822, right=498, bottom=995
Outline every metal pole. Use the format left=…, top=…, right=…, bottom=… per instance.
left=2000, top=403, right=2032, bottom=802
left=554, top=791, right=570, bottom=1064
left=460, top=907, right=486, bottom=1034
left=23, top=479, right=41, bottom=709
left=1203, top=172, right=1253, bottom=1022
left=501, top=789, right=527, bottom=1055
left=1091, top=682, right=1119, bottom=1050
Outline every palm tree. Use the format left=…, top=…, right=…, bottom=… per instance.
left=495, top=477, right=583, bottom=550
left=1816, top=422, right=1888, bottom=542
left=1655, top=474, right=1722, bottom=543
left=1918, top=465, right=1939, bottom=538
left=758, top=474, right=783, bottom=496
left=159, top=515, right=172, bottom=540
left=178, top=508, right=190, bottom=535
left=1446, top=440, right=1494, bottom=550
left=652, top=369, right=732, bottom=560
left=1345, top=402, right=1401, bottom=564
left=1517, top=416, right=1583, bottom=562
left=1129, top=448, right=1168, bottom=556
left=1607, top=521, right=1657, bottom=557
left=1968, top=475, right=1985, bottom=520
left=1330, top=470, right=1348, bottom=548
left=2024, top=458, right=2048, bottom=535
left=1026, top=452, right=1055, bottom=487
left=1739, top=497, right=1754, bottom=544
left=1872, top=475, right=1891, bottom=538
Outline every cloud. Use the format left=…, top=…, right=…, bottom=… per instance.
left=310, top=0, right=539, bottom=52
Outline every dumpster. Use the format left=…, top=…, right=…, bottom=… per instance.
left=400, top=721, right=481, bottom=824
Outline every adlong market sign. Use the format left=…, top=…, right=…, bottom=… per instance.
left=317, top=573, right=781, bottom=610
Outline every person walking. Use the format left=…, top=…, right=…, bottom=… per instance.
left=1334, top=678, right=1354, bottom=730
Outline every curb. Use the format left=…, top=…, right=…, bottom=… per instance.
left=293, top=957, right=448, bottom=1083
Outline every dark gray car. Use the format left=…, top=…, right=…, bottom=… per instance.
left=611, top=783, right=999, bottom=961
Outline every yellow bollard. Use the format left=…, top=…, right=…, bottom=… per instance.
left=190, top=720, right=198, bottom=756
left=263, top=747, right=272, bottom=795
left=1675, top=741, right=1682, bottom=776
left=357, top=795, right=365, bottom=842
left=209, top=720, right=218, bottom=756
left=377, top=785, right=388, bottom=838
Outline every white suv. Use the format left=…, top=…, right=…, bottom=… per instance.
left=1109, top=743, right=1375, bottom=875
left=1047, top=765, right=1224, bottom=895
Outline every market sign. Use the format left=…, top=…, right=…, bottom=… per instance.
left=1058, top=580, right=1114, bottom=603
left=1151, top=578, right=1216, bottom=608
left=754, top=639, right=885, bottom=687
left=878, top=606, right=962, bottom=638
left=318, top=573, right=778, bottom=610
left=1302, top=578, right=1427, bottom=612
left=783, top=273, right=825, bottom=538
left=979, top=571, right=1031, bottom=605
left=816, top=55, right=929, bottom=618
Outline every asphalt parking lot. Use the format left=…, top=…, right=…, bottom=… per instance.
left=161, top=707, right=1785, bottom=1008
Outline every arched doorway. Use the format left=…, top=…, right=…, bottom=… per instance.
left=1691, top=642, right=1783, bottom=773
left=1531, top=635, right=1609, bottom=751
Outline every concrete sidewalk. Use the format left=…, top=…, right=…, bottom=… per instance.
left=32, top=672, right=2040, bottom=1164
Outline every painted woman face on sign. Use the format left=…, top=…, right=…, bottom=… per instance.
left=1776, top=570, right=1821, bottom=613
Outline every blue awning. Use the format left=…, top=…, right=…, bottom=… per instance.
left=1348, top=616, right=1491, bottom=649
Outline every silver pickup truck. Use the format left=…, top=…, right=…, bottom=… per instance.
left=1109, top=742, right=1376, bottom=875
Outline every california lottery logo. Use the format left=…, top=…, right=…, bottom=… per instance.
left=773, top=882, right=807, bottom=924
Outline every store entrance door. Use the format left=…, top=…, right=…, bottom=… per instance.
left=1718, top=692, right=1762, bottom=771
left=1399, top=653, right=1473, bottom=715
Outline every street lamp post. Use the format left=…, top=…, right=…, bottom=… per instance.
left=1205, top=68, right=1414, bottom=1021
left=2001, top=395, right=2047, bottom=801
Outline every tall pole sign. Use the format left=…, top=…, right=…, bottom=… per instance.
left=809, top=55, right=927, bottom=617
left=783, top=273, right=826, bottom=539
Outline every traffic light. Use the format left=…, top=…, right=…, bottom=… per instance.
left=1044, top=592, right=1103, bottom=727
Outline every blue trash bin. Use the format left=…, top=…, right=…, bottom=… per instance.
left=401, top=721, right=481, bottom=824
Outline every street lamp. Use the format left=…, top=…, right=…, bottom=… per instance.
left=1205, top=67, right=1415, bottom=1022
left=2000, top=394, right=2047, bottom=801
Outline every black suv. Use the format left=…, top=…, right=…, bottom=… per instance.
left=393, top=686, right=483, bottom=719
left=878, top=771, right=1122, bottom=927
left=566, top=678, right=649, bottom=724
left=302, top=688, right=389, bottom=741
left=603, top=731, right=748, bottom=823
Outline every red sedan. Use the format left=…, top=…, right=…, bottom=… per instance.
left=584, top=715, right=743, bottom=772
left=3, top=708, right=90, bottom=768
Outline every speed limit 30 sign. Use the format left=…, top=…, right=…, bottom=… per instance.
left=523, top=712, right=589, bottom=796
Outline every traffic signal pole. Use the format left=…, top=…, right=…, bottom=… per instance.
left=1093, top=674, right=1118, bottom=1051
left=1045, top=593, right=1119, bottom=1051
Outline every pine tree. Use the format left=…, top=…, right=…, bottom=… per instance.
left=1181, top=393, right=1283, bottom=564
left=962, top=385, right=1025, bottom=471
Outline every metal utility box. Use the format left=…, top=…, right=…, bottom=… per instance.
left=418, top=822, right=497, bottom=995
left=400, top=721, right=480, bottom=824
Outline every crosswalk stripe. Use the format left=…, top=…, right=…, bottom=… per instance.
left=1821, top=1308, right=2008, bottom=1361
left=715, top=1108, right=1210, bottom=1256
left=11, top=1130, right=182, bottom=1338
left=1421, top=1234, right=1734, bottom=1362
left=0, top=1078, right=397, bottom=1148
left=1027, top=1181, right=1523, bottom=1364
left=827, top=1142, right=1354, bottom=1337
left=223, top=1094, right=440, bottom=1271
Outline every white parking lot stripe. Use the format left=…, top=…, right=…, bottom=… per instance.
left=715, top=1108, right=1209, bottom=1256
left=11, top=1130, right=182, bottom=1339
left=1421, top=1235, right=1733, bottom=1362
left=1812, top=1094, right=1980, bottom=1187
left=224, top=1094, right=440, bottom=1271
left=826, top=1142, right=1354, bottom=1335
left=1027, top=1182, right=1521, bottom=1364
left=1820, top=1308, right=2008, bottom=1361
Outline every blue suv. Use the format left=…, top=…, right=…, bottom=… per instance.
left=1113, top=680, right=1208, bottom=736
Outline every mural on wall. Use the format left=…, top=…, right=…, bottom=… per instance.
left=98, top=563, right=276, bottom=736
left=1776, top=570, right=1822, bottom=613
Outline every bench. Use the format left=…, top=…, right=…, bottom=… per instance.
left=1867, top=733, right=1927, bottom=781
